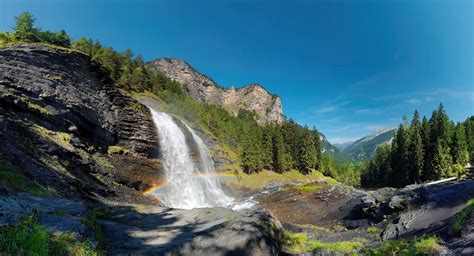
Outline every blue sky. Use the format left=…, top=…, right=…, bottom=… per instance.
left=1, top=0, right=473, bottom=143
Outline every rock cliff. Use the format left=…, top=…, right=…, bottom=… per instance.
left=0, top=44, right=162, bottom=203
left=150, top=58, right=284, bottom=125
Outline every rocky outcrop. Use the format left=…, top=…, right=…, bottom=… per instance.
left=0, top=44, right=162, bottom=203
left=100, top=203, right=282, bottom=255
left=150, top=58, right=284, bottom=125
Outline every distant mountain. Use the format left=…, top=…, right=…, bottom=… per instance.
left=149, top=58, right=284, bottom=125
left=334, top=141, right=355, bottom=151
left=341, top=128, right=397, bottom=161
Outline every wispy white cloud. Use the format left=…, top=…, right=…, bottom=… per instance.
left=406, top=98, right=421, bottom=105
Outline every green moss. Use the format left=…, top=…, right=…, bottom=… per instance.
left=27, top=101, right=52, bottom=115
left=367, top=226, right=379, bottom=234
left=28, top=182, right=53, bottom=197
left=33, top=125, right=73, bottom=150
left=127, top=102, right=146, bottom=112
left=107, top=145, right=130, bottom=156
left=92, top=154, right=114, bottom=170
left=324, top=176, right=339, bottom=185
left=453, top=198, right=474, bottom=234
left=288, top=184, right=322, bottom=192
left=281, top=230, right=308, bottom=253
left=0, top=161, right=25, bottom=191
left=306, top=240, right=363, bottom=253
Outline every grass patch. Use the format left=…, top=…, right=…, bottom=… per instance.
left=28, top=182, right=53, bottom=197
left=367, top=226, right=379, bottom=234
left=27, top=101, right=52, bottom=115
left=0, top=215, right=98, bottom=256
left=281, top=230, right=308, bottom=253
left=288, top=184, right=322, bottom=192
left=92, top=154, right=114, bottom=170
left=33, top=124, right=73, bottom=150
left=413, top=236, right=442, bottom=255
left=366, top=236, right=443, bottom=256
left=225, top=169, right=328, bottom=190
left=107, top=145, right=130, bottom=156
left=306, top=240, right=363, bottom=253
left=0, top=161, right=25, bottom=191
left=452, top=198, right=474, bottom=234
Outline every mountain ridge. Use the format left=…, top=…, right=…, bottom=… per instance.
left=150, top=58, right=284, bottom=125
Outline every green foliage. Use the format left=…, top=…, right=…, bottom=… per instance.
left=306, top=240, right=363, bottom=254
left=5, top=12, right=70, bottom=47
left=82, top=208, right=110, bottom=252
left=363, top=104, right=470, bottom=188
left=288, top=184, right=322, bottom=192
left=366, top=226, right=379, bottom=234
left=0, top=215, right=98, bottom=256
left=28, top=182, right=53, bottom=197
left=281, top=230, right=308, bottom=253
left=452, top=198, right=474, bottom=234
left=0, top=161, right=25, bottom=190
left=366, top=236, right=442, bottom=256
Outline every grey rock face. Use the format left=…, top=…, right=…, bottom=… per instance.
left=0, top=44, right=160, bottom=202
left=150, top=58, right=284, bottom=125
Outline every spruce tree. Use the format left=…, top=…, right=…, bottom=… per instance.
left=464, top=116, right=474, bottom=163
left=452, top=123, right=469, bottom=167
left=408, top=110, right=424, bottom=183
left=391, top=124, right=410, bottom=186
left=272, top=128, right=293, bottom=173
left=312, top=128, right=323, bottom=171
left=421, top=116, right=432, bottom=180
left=297, top=126, right=318, bottom=174
left=432, top=140, right=452, bottom=179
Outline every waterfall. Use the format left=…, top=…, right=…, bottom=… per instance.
left=148, top=107, right=233, bottom=209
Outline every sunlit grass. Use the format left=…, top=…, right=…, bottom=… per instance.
left=453, top=198, right=474, bottom=234
left=306, top=240, right=363, bottom=253
left=224, top=169, right=336, bottom=190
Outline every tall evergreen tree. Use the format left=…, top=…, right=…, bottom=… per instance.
left=408, top=110, right=424, bottom=183
left=391, top=124, right=410, bottom=186
left=421, top=116, right=432, bottom=180
left=432, top=140, right=452, bottom=179
left=464, top=116, right=474, bottom=163
left=271, top=128, right=293, bottom=173
left=452, top=123, right=469, bottom=167
left=312, top=128, right=323, bottom=171
left=297, top=126, right=318, bottom=174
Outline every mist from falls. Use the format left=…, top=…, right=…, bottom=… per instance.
left=148, top=107, right=233, bottom=209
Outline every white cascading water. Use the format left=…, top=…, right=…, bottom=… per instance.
left=148, top=107, right=233, bottom=209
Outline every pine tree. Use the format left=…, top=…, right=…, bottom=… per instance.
left=421, top=116, right=432, bottom=180
left=297, top=126, right=318, bottom=174
left=391, top=124, right=410, bottom=186
left=261, top=125, right=274, bottom=170
left=432, top=140, right=452, bottom=179
left=452, top=123, right=469, bottom=167
left=271, top=128, right=293, bottom=173
left=464, top=116, right=474, bottom=163
left=408, top=110, right=424, bottom=183
left=312, top=128, right=323, bottom=171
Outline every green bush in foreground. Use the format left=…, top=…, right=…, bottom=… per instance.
left=0, top=215, right=98, bottom=256
left=366, top=236, right=442, bottom=256
left=452, top=198, right=474, bottom=234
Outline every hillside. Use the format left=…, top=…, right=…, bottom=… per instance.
left=150, top=58, right=284, bottom=125
left=341, top=128, right=396, bottom=161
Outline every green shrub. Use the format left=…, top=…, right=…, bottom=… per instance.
left=0, top=215, right=49, bottom=255
left=367, top=226, right=379, bottom=234
left=413, top=236, right=441, bottom=255
left=0, top=215, right=100, bottom=256
left=281, top=230, right=308, bottom=253
left=453, top=198, right=474, bottom=234
left=0, top=161, right=25, bottom=190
